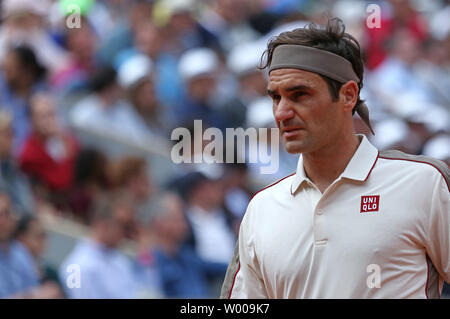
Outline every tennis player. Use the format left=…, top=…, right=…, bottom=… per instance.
left=221, top=18, right=449, bottom=299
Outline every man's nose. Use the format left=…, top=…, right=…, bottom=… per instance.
left=274, top=99, right=295, bottom=123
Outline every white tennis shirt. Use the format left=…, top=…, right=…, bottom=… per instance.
left=222, top=135, right=449, bottom=298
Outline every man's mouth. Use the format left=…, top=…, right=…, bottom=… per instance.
left=282, top=127, right=304, bottom=137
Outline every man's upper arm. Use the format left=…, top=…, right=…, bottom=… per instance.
left=220, top=200, right=268, bottom=299
left=426, top=171, right=450, bottom=283
left=220, top=241, right=240, bottom=299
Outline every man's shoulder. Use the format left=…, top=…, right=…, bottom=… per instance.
left=250, top=173, right=296, bottom=203
left=8, top=241, right=34, bottom=264
left=60, top=241, right=98, bottom=270
left=378, top=149, right=449, bottom=190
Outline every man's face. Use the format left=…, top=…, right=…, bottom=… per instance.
left=2, top=51, right=22, bottom=86
left=67, top=24, right=96, bottom=62
left=129, top=168, right=153, bottom=202
left=268, top=68, right=343, bottom=154
left=163, top=198, right=189, bottom=243
left=134, top=22, right=161, bottom=59
left=187, top=75, right=217, bottom=103
left=19, top=220, right=47, bottom=258
left=196, top=180, right=224, bottom=208
left=102, top=218, right=125, bottom=248
left=133, top=79, right=158, bottom=114
left=31, top=96, right=59, bottom=138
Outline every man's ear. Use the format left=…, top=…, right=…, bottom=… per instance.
left=340, top=81, right=359, bottom=112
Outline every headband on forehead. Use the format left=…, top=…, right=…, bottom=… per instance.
left=269, top=44, right=360, bottom=83
left=269, top=44, right=374, bottom=135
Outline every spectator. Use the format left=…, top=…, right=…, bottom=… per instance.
left=0, top=0, right=68, bottom=72
left=109, top=191, right=139, bottom=241
left=155, top=0, right=220, bottom=53
left=368, top=29, right=436, bottom=118
left=0, top=191, right=59, bottom=298
left=118, top=53, right=172, bottom=137
left=222, top=40, right=268, bottom=128
left=176, top=47, right=228, bottom=130
left=69, top=65, right=151, bottom=149
left=96, top=0, right=155, bottom=66
left=175, top=171, right=236, bottom=265
left=414, top=37, right=450, bottom=107
left=19, top=93, right=79, bottom=208
left=110, top=156, right=155, bottom=207
left=364, top=0, right=428, bottom=70
left=14, top=215, right=64, bottom=297
left=59, top=196, right=150, bottom=298
left=69, top=148, right=111, bottom=223
left=0, top=111, right=35, bottom=216
left=126, top=18, right=187, bottom=111
left=137, top=192, right=227, bottom=298
left=0, top=45, right=48, bottom=154
left=222, top=163, right=252, bottom=225
left=51, top=16, right=98, bottom=93
left=78, top=0, right=128, bottom=41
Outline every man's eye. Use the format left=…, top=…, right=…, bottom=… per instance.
left=271, top=95, right=281, bottom=101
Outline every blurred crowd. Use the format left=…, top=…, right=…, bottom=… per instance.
left=0, top=0, right=449, bottom=298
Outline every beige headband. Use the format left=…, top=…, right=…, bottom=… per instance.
left=269, top=45, right=374, bottom=134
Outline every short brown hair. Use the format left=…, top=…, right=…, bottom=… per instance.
left=261, top=18, right=364, bottom=113
left=111, top=156, right=148, bottom=187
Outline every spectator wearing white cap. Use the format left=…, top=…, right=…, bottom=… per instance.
left=0, top=0, right=68, bottom=73
left=118, top=53, right=172, bottom=138
left=171, top=170, right=236, bottom=267
left=227, top=41, right=267, bottom=101
left=175, top=47, right=228, bottom=130
left=217, top=41, right=268, bottom=128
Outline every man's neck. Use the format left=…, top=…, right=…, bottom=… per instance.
left=303, top=133, right=360, bottom=194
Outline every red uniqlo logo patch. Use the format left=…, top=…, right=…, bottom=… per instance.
left=360, top=195, right=380, bottom=213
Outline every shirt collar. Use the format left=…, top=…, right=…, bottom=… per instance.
left=290, top=134, right=379, bottom=195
